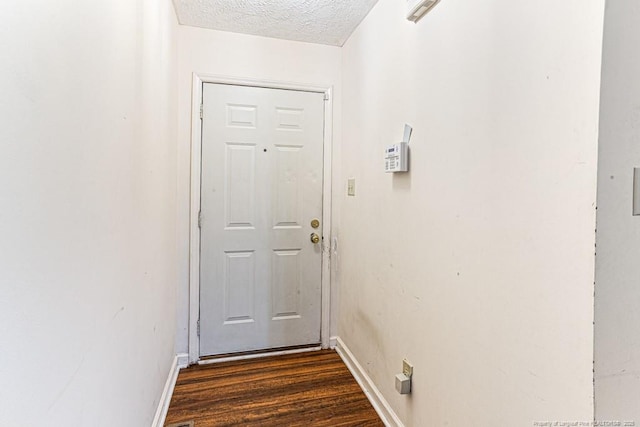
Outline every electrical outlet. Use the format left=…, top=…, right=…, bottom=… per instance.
left=403, top=359, right=413, bottom=378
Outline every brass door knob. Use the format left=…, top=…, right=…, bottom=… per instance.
left=310, top=233, right=320, bottom=244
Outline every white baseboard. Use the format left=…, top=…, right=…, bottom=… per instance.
left=329, top=336, right=338, bottom=349
left=151, top=354, right=182, bottom=427
left=335, top=337, right=404, bottom=427
left=177, top=353, right=189, bottom=369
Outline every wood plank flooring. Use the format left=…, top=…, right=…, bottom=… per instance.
left=164, top=350, right=383, bottom=427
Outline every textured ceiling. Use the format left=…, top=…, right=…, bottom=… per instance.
left=173, top=0, right=379, bottom=46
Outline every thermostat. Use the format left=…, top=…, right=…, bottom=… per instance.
left=385, top=142, right=409, bottom=173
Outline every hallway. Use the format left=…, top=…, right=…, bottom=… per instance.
left=1, top=0, right=625, bottom=425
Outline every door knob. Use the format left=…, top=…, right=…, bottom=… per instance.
left=310, top=233, right=320, bottom=244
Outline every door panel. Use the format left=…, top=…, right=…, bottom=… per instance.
left=223, top=251, right=255, bottom=324
left=273, top=146, right=303, bottom=227
left=224, top=143, right=256, bottom=228
left=272, top=249, right=302, bottom=320
left=200, top=83, right=324, bottom=356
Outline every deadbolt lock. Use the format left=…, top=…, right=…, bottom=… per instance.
left=310, top=233, right=320, bottom=244
left=311, top=219, right=320, bottom=229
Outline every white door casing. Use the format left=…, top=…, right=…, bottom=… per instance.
left=199, top=83, right=325, bottom=356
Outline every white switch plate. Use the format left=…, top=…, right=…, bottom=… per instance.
left=347, top=178, right=356, bottom=196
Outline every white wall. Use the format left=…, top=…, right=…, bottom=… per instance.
left=594, top=0, right=640, bottom=421
left=175, top=26, right=342, bottom=354
left=339, top=0, right=604, bottom=425
left=0, top=1, right=178, bottom=425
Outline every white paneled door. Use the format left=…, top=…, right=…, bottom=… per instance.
left=199, top=83, right=325, bottom=357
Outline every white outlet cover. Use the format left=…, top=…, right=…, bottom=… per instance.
left=403, top=359, right=414, bottom=377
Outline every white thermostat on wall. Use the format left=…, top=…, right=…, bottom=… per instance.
left=385, top=143, right=409, bottom=173
left=385, top=124, right=412, bottom=173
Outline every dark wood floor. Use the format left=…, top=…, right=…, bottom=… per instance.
left=164, top=349, right=384, bottom=427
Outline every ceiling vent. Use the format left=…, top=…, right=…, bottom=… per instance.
left=406, top=0, right=440, bottom=22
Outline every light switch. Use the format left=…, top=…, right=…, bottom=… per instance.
left=347, top=178, right=356, bottom=197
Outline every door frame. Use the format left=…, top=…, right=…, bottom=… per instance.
left=188, top=73, right=334, bottom=364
